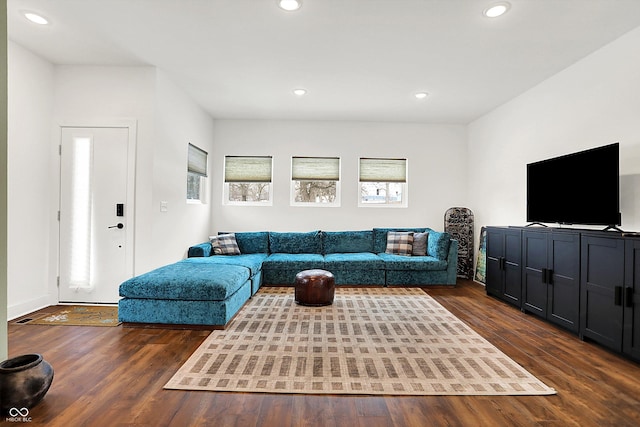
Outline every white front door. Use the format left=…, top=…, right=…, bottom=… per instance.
left=58, top=127, right=135, bottom=303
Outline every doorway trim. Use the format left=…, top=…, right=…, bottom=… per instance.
left=55, top=119, right=137, bottom=303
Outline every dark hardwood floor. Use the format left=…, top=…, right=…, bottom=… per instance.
left=5, top=280, right=640, bottom=427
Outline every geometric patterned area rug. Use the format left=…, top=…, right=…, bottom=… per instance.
left=165, top=287, right=556, bottom=395
left=20, top=305, right=121, bottom=327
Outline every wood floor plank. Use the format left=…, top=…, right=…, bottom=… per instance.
left=6, top=279, right=640, bottom=426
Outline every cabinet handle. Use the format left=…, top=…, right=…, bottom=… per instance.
left=626, top=287, right=634, bottom=308
left=615, top=286, right=623, bottom=306
left=547, top=269, right=553, bottom=285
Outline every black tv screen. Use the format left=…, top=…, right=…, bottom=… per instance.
left=526, top=143, right=620, bottom=227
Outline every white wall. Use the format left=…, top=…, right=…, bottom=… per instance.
left=211, top=120, right=468, bottom=233
left=152, top=70, right=214, bottom=264
left=7, top=41, right=55, bottom=318
left=468, top=26, right=640, bottom=238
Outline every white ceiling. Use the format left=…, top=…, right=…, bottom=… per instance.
left=7, top=0, right=640, bottom=124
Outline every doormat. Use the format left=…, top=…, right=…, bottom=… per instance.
left=18, top=305, right=121, bottom=327
left=165, top=287, right=556, bottom=396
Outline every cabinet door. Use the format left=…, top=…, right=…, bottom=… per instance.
left=522, top=230, right=549, bottom=317
left=624, top=239, right=640, bottom=361
left=486, top=228, right=505, bottom=297
left=580, top=235, right=625, bottom=351
left=503, top=229, right=522, bottom=305
left=548, top=232, right=580, bottom=333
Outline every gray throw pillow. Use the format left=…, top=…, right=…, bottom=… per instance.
left=412, top=232, right=428, bottom=256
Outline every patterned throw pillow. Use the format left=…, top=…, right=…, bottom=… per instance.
left=412, top=232, right=428, bottom=256
left=210, top=233, right=241, bottom=255
left=385, top=231, right=414, bottom=256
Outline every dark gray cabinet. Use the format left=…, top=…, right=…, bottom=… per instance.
left=624, top=238, right=640, bottom=360
left=579, top=234, right=640, bottom=361
left=522, top=229, right=580, bottom=333
left=580, top=234, right=625, bottom=351
left=485, top=226, right=640, bottom=362
left=486, top=227, right=521, bottom=306
left=579, top=234, right=640, bottom=362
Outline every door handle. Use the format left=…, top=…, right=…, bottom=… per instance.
left=108, top=223, right=124, bottom=229
left=626, top=287, right=634, bottom=308
left=615, top=286, right=623, bottom=306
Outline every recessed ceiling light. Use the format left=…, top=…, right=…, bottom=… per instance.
left=293, top=88, right=307, bottom=96
left=23, top=12, right=49, bottom=25
left=278, top=0, right=302, bottom=12
left=483, top=2, right=511, bottom=18
left=415, top=92, right=429, bottom=100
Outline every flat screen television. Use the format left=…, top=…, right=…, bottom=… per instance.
left=526, top=143, right=621, bottom=227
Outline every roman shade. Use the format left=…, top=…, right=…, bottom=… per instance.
left=359, top=158, right=407, bottom=183
left=291, top=157, right=340, bottom=181
left=187, top=144, right=208, bottom=177
left=224, top=156, right=273, bottom=183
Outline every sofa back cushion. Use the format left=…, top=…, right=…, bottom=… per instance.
left=269, top=231, right=322, bottom=254
left=323, top=230, right=373, bottom=254
left=427, top=230, right=452, bottom=260
left=372, top=227, right=429, bottom=253
left=218, top=231, right=269, bottom=254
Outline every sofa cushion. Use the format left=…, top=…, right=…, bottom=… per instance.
left=262, top=253, right=324, bottom=271
left=385, top=231, right=414, bottom=256
left=386, top=269, right=450, bottom=285
left=182, top=254, right=268, bottom=277
left=373, top=227, right=429, bottom=253
left=119, top=261, right=250, bottom=301
left=377, top=253, right=448, bottom=271
left=210, top=233, right=241, bottom=255
left=427, top=230, right=452, bottom=260
left=412, top=232, right=428, bottom=256
left=269, top=231, right=322, bottom=254
left=187, top=242, right=212, bottom=257
left=118, top=284, right=251, bottom=326
left=219, top=231, right=269, bottom=254
left=323, top=230, right=373, bottom=254
left=324, top=252, right=384, bottom=269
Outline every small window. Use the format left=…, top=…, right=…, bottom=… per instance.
left=358, top=157, right=407, bottom=207
left=223, top=156, right=273, bottom=205
left=291, top=157, right=340, bottom=206
left=187, top=143, right=208, bottom=203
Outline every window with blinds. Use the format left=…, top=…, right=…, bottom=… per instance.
left=358, top=157, right=407, bottom=207
left=223, top=156, right=273, bottom=204
left=187, top=144, right=208, bottom=202
left=291, top=156, right=340, bottom=206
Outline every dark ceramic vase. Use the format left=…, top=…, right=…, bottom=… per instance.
left=0, top=354, right=54, bottom=414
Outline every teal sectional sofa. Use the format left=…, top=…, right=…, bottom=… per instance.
left=118, top=228, right=458, bottom=327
